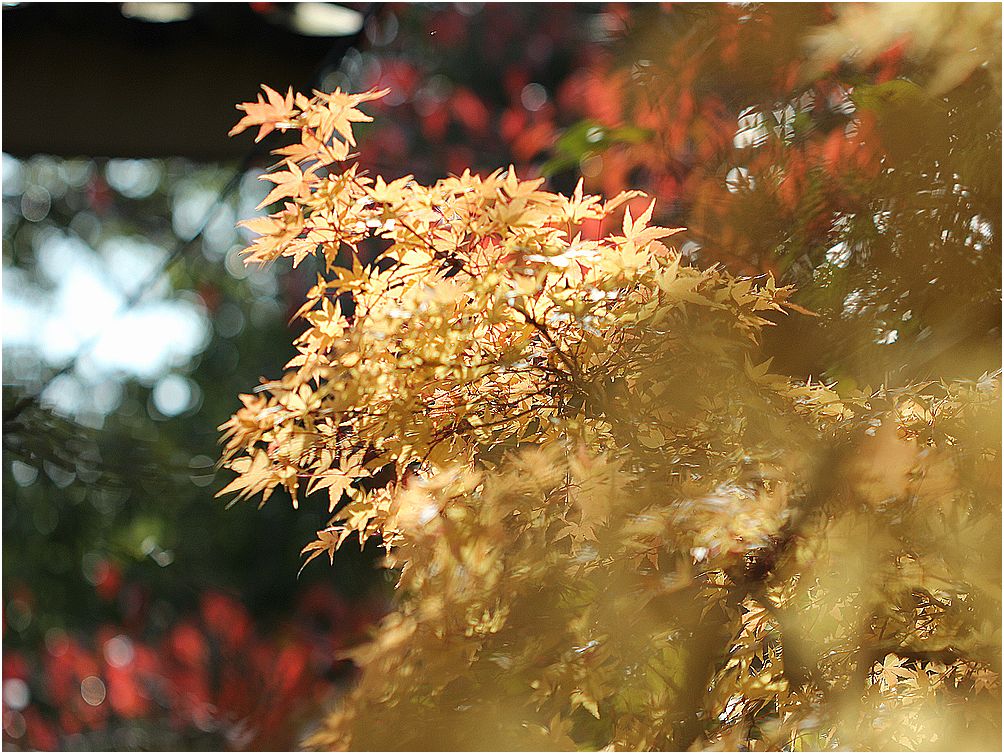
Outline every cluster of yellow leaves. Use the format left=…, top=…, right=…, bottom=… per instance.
left=220, top=87, right=838, bottom=538
left=699, top=377, right=1002, bottom=751
left=805, top=3, right=1002, bottom=95
left=309, top=447, right=770, bottom=750
left=221, top=86, right=1000, bottom=751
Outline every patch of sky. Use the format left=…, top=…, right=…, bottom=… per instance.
left=2, top=155, right=273, bottom=419
left=772, top=104, right=796, bottom=141
left=734, top=107, right=768, bottom=149
left=152, top=373, right=202, bottom=417
left=171, top=183, right=218, bottom=240
left=876, top=328, right=899, bottom=345
left=201, top=202, right=238, bottom=256
left=99, top=236, right=169, bottom=298
left=104, top=159, right=162, bottom=200
left=88, top=300, right=210, bottom=381
left=967, top=214, right=993, bottom=252
left=825, top=241, right=852, bottom=268
left=725, top=166, right=755, bottom=193
left=3, top=153, right=25, bottom=195
left=4, top=223, right=210, bottom=416
left=237, top=168, right=270, bottom=220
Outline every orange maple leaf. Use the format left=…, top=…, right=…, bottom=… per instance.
left=230, top=84, right=297, bottom=142
left=256, top=161, right=319, bottom=210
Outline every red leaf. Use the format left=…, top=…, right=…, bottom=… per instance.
left=451, top=88, right=490, bottom=136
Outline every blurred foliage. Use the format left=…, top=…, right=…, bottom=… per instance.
left=1, top=155, right=389, bottom=748
left=3, top=3, right=1001, bottom=751
left=540, top=120, right=652, bottom=177
left=2, top=5, right=621, bottom=748
left=219, top=82, right=999, bottom=750
left=340, top=3, right=1000, bottom=386
left=534, top=3, right=1001, bottom=389
left=328, top=4, right=600, bottom=179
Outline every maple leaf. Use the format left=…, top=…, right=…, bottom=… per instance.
left=256, top=161, right=319, bottom=210
left=311, top=87, right=390, bottom=145
left=272, top=128, right=350, bottom=165
left=215, top=449, right=276, bottom=506
left=299, top=527, right=348, bottom=575
left=219, top=85, right=1002, bottom=753
left=307, top=469, right=361, bottom=512
left=238, top=202, right=305, bottom=266
left=875, top=654, right=916, bottom=688
left=620, top=199, right=685, bottom=248
left=230, top=84, right=296, bottom=142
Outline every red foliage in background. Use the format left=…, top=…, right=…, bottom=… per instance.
left=3, top=584, right=384, bottom=750
left=346, top=4, right=905, bottom=279
left=5, top=3, right=994, bottom=749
